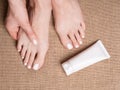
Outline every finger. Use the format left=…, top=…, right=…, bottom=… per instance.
left=5, top=21, right=19, bottom=40
left=9, top=0, right=38, bottom=45
left=21, top=23, right=38, bottom=46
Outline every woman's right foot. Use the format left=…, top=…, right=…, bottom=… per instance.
left=52, top=0, right=85, bottom=49
left=17, top=0, right=52, bottom=70
left=6, top=0, right=52, bottom=70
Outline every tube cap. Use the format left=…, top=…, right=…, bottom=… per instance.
left=62, top=62, right=74, bottom=76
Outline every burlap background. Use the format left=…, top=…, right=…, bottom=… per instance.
left=0, top=0, right=120, bottom=90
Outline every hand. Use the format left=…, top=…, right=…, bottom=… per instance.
left=6, top=0, right=38, bottom=45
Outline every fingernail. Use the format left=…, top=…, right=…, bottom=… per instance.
left=27, top=65, right=31, bottom=69
left=33, top=64, right=39, bottom=70
left=75, top=45, right=79, bottom=48
left=24, top=63, right=27, bottom=66
left=33, top=39, right=37, bottom=45
left=80, top=41, right=83, bottom=45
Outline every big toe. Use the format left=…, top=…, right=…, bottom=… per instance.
left=32, top=49, right=47, bottom=70
left=59, top=34, right=73, bottom=50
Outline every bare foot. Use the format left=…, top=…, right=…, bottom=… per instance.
left=7, top=0, right=52, bottom=70
left=52, top=0, right=85, bottom=49
left=17, top=0, right=52, bottom=70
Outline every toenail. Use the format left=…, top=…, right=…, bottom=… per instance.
left=22, top=56, right=24, bottom=59
left=67, top=43, right=73, bottom=50
left=75, top=45, right=79, bottom=48
left=33, top=39, right=38, bottom=45
left=27, top=65, right=31, bottom=69
left=18, top=49, right=20, bottom=52
left=24, top=63, right=27, bottom=66
left=80, top=41, right=83, bottom=45
left=33, top=64, right=39, bottom=70
left=82, top=35, right=85, bottom=38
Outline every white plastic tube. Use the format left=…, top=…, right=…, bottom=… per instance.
left=62, top=40, right=110, bottom=76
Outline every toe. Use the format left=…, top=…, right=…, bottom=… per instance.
left=33, top=52, right=45, bottom=70
left=21, top=45, right=27, bottom=59
left=80, top=22, right=86, bottom=31
left=17, top=39, right=23, bottom=52
left=59, top=34, right=73, bottom=50
left=69, top=32, right=79, bottom=48
left=5, top=18, right=19, bottom=40
left=75, top=31, right=83, bottom=45
left=23, top=50, right=31, bottom=68
left=79, top=26, right=85, bottom=38
left=27, top=51, right=36, bottom=69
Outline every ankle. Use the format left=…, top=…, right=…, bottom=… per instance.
left=33, top=0, right=52, bottom=11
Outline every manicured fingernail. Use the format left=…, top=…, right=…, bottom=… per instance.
left=33, top=39, right=37, bottom=45
left=67, top=43, right=73, bottom=50
left=80, top=41, right=83, bottom=45
left=75, top=45, right=79, bottom=48
left=33, top=64, right=39, bottom=70
left=27, top=65, right=31, bottom=69
left=24, top=63, right=27, bottom=66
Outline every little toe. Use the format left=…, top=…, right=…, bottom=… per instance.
left=69, top=32, right=79, bottom=48
left=27, top=51, right=36, bottom=69
left=79, top=26, right=85, bottom=38
left=17, top=40, right=23, bottom=52
left=75, top=31, right=83, bottom=45
left=80, top=22, right=86, bottom=31
left=59, top=34, right=73, bottom=50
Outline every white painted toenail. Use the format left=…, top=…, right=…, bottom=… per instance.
left=33, top=39, right=38, bottom=45
left=67, top=44, right=73, bottom=50
left=82, top=35, right=85, bottom=38
left=75, top=45, right=79, bottom=48
left=80, top=41, right=83, bottom=45
left=27, top=66, right=31, bottom=69
left=18, top=49, right=20, bottom=52
left=33, top=64, right=39, bottom=70
left=22, top=56, right=24, bottom=59
left=24, top=63, right=27, bottom=66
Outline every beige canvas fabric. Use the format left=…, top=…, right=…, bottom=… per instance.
left=0, top=0, right=120, bottom=90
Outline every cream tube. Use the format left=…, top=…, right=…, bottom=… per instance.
left=62, top=40, right=110, bottom=76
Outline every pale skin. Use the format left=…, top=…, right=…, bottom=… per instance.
left=52, top=0, right=85, bottom=49
left=6, top=0, right=38, bottom=45
left=5, top=0, right=85, bottom=70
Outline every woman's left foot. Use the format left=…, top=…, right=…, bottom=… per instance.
left=52, top=0, right=85, bottom=49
